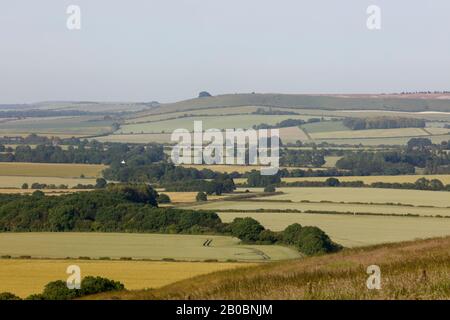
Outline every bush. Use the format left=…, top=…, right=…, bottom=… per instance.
left=282, top=223, right=303, bottom=244
left=0, top=292, right=21, bottom=300
left=229, top=217, right=265, bottom=242
left=264, top=185, right=276, bottom=193
left=157, top=193, right=171, bottom=204
left=95, top=178, right=107, bottom=189
left=295, top=226, right=342, bottom=256
left=196, top=192, right=207, bottom=202
left=325, top=178, right=340, bottom=187
left=21, top=183, right=29, bottom=190
left=26, top=276, right=125, bottom=300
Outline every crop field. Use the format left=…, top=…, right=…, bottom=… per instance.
left=279, top=126, right=310, bottom=143
left=118, top=114, right=318, bottom=134
left=278, top=174, right=450, bottom=185
left=179, top=164, right=327, bottom=174
left=313, top=134, right=450, bottom=146
left=158, top=192, right=227, bottom=203
left=309, top=128, right=430, bottom=140
left=217, top=212, right=450, bottom=248
left=0, top=162, right=106, bottom=178
left=186, top=200, right=450, bottom=217
left=266, top=187, right=450, bottom=207
left=126, top=106, right=261, bottom=124
left=0, top=233, right=300, bottom=262
left=0, top=259, right=252, bottom=298
left=301, top=120, right=349, bottom=133
left=0, top=188, right=91, bottom=195
left=0, top=176, right=97, bottom=189
left=0, top=116, right=114, bottom=136
left=94, top=133, right=172, bottom=144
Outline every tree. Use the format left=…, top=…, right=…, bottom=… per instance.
left=229, top=217, right=265, bottom=242
left=325, top=177, right=340, bottom=187
left=264, top=185, right=276, bottom=193
left=95, top=178, right=107, bottom=189
left=198, top=91, right=212, bottom=98
left=295, top=226, right=342, bottom=256
left=157, top=193, right=171, bottom=204
left=21, top=183, right=29, bottom=190
left=0, top=292, right=21, bottom=300
left=196, top=192, right=207, bottom=202
left=282, top=223, right=302, bottom=244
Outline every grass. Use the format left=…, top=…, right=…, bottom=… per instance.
left=0, top=233, right=300, bottom=262
left=0, top=162, right=106, bottom=178
left=90, top=236, right=450, bottom=300
left=0, top=259, right=252, bottom=298
left=279, top=174, right=450, bottom=184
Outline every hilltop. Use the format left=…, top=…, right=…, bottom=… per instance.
left=89, top=236, right=450, bottom=300
left=147, top=93, right=450, bottom=115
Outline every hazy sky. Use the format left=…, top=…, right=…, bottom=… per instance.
left=1, top=0, right=450, bottom=103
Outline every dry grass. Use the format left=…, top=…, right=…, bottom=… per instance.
left=0, top=259, right=252, bottom=298
left=90, top=236, right=450, bottom=300
left=0, top=162, right=106, bottom=178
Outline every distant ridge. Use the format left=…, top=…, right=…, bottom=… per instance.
left=148, top=93, right=450, bottom=115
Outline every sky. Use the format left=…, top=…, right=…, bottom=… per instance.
left=1, top=0, right=450, bottom=104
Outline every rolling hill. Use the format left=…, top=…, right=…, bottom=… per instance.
left=146, top=93, right=450, bottom=115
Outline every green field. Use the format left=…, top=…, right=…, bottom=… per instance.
left=0, top=116, right=114, bottom=136
left=0, top=233, right=300, bottom=262
left=118, top=114, right=317, bottom=134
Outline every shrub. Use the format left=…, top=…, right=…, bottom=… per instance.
left=264, top=185, right=276, bottom=193
left=0, top=292, right=21, bottom=300
left=196, top=192, right=207, bottom=202
left=158, top=193, right=171, bottom=204
left=282, top=223, right=303, bottom=244
left=295, top=226, right=342, bottom=256
left=229, top=217, right=265, bottom=242
left=21, top=183, right=29, bottom=190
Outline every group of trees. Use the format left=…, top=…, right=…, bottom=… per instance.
left=228, top=218, right=342, bottom=256
left=0, top=276, right=124, bottom=300
left=280, top=149, right=326, bottom=167
left=0, top=141, right=165, bottom=166
left=343, top=117, right=426, bottom=130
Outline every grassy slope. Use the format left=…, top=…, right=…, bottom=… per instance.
left=90, top=236, right=450, bottom=300
left=148, top=94, right=450, bottom=114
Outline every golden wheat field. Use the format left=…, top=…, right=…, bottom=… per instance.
left=159, top=192, right=227, bottom=203
left=0, top=162, right=106, bottom=178
left=0, top=176, right=97, bottom=189
left=0, top=259, right=252, bottom=298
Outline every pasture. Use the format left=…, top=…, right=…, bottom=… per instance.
left=0, top=259, right=251, bottom=298
left=0, top=162, right=106, bottom=178
left=218, top=212, right=450, bottom=247
left=0, top=233, right=300, bottom=262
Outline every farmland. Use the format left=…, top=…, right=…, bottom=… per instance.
left=97, top=236, right=450, bottom=300
left=0, top=162, right=106, bottom=178
left=278, top=174, right=450, bottom=185
left=0, top=176, right=97, bottom=189
left=217, top=212, right=450, bottom=247
left=0, top=259, right=251, bottom=298
left=0, top=233, right=300, bottom=262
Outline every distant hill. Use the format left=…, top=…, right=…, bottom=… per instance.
left=90, top=236, right=450, bottom=300
left=147, top=93, right=450, bottom=115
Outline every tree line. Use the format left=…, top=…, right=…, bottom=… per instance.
left=343, top=117, right=426, bottom=130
